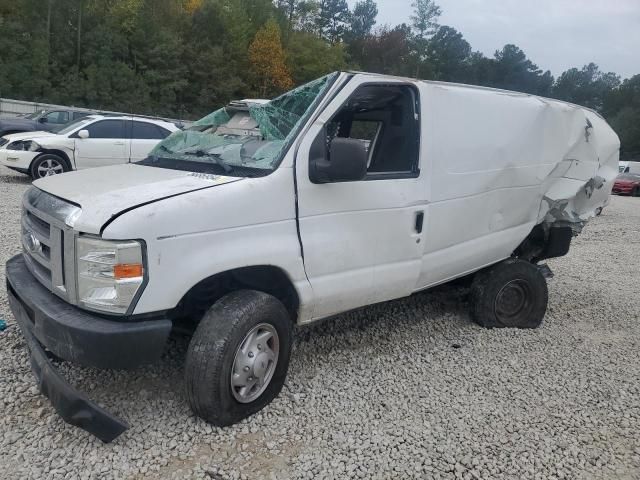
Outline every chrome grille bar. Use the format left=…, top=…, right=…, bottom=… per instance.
left=21, top=187, right=81, bottom=305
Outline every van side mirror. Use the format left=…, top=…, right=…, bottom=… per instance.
left=78, top=129, right=90, bottom=139
left=309, top=134, right=368, bottom=184
left=39, top=117, right=48, bottom=123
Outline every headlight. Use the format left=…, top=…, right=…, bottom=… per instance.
left=76, top=236, right=145, bottom=314
left=8, top=140, right=40, bottom=151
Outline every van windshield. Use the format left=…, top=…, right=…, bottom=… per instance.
left=140, top=73, right=338, bottom=177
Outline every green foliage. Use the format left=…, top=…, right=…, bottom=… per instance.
left=0, top=0, right=636, bottom=154
left=348, top=0, right=378, bottom=39
left=554, top=63, right=621, bottom=111
left=604, top=75, right=640, bottom=157
left=315, top=0, right=349, bottom=43
left=286, top=31, right=347, bottom=84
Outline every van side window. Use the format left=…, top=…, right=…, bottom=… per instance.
left=328, top=84, right=420, bottom=177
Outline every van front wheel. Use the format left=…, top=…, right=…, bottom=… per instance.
left=470, top=259, right=548, bottom=329
left=185, top=290, right=293, bottom=426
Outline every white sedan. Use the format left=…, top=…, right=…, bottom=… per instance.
left=0, top=115, right=179, bottom=179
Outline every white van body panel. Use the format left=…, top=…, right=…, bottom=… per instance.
left=101, top=166, right=314, bottom=318
left=416, top=81, right=619, bottom=289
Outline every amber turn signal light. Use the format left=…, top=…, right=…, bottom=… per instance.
left=113, top=263, right=143, bottom=279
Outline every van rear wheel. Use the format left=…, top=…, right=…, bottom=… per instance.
left=185, top=290, right=293, bottom=426
left=470, top=259, right=548, bottom=329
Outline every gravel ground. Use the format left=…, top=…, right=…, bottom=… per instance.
left=0, top=164, right=639, bottom=480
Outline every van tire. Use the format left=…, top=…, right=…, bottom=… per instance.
left=185, top=290, right=293, bottom=427
left=470, top=259, right=548, bottom=329
left=30, top=154, right=69, bottom=179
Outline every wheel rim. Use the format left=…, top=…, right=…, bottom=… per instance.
left=494, top=279, right=534, bottom=326
left=37, top=159, right=64, bottom=178
left=231, top=323, right=279, bottom=404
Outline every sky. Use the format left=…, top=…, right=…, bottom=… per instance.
left=349, top=0, right=640, bottom=80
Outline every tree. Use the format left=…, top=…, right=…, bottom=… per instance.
left=349, top=0, right=378, bottom=39
left=411, top=0, right=441, bottom=40
left=248, top=19, right=294, bottom=96
left=554, top=63, right=620, bottom=111
left=491, top=44, right=553, bottom=95
left=315, top=0, right=350, bottom=43
left=410, top=0, right=441, bottom=77
left=357, top=24, right=413, bottom=77
left=286, top=30, right=347, bottom=84
left=603, top=75, right=640, bottom=158
left=426, top=26, right=471, bottom=82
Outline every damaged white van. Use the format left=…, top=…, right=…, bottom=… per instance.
left=6, top=72, right=619, bottom=442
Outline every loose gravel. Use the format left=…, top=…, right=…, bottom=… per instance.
left=1, top=164, right=639, bottom=480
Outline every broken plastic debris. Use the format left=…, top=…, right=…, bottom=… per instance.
left=0, top=318, right=6, bottom=331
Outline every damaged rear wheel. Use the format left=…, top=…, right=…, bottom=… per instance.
left=470, top=258, right=548, bottom=329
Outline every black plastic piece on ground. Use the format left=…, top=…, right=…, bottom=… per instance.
left=5, top=254, right=174, bottom=442
left=9, top=289, right=128, bottom=443
left=538, top=264, right=554, bottom=279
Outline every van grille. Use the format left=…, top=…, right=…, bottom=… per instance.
left=21, top=188, right=80, bottom=303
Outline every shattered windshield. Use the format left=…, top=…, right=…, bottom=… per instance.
left=141, top=72, right=338, bottom=176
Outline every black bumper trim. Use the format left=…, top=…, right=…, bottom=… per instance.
left=6, top=254, right=174, bottom=442
left=6, top=254, right=172, bottom=369
left=10, top=290, right=128, bottom=443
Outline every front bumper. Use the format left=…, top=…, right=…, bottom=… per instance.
left=6, top=254, right=173, bottom=442
left=0, top=148, right=37, bottom=170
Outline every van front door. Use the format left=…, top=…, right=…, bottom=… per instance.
left=296, top=77, right=427, bottom=320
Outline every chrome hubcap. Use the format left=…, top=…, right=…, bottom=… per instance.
left=37, top=159, right=64, bottom=177
left=231, top=323, right=279, bottom=403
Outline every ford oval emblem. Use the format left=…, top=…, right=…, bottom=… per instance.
left=25, top=233, right=41, bottom=254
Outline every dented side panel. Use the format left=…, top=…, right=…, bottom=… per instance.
left=415, top=82, right=619, bottom=290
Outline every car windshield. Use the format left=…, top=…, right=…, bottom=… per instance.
left=56, top=117, right=95, bottom=135
left=140, top=73, right=338, bottom=177
left=23, top=111, right=43, bottom=119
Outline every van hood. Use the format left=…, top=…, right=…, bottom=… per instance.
left=33, top=164, right=243, bottom=234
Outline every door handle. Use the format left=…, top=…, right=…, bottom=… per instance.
left=114, top=141, right=125, bottom=146
left=415, top=211, right=424, bottom=234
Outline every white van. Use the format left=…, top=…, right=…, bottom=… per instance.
left=6, top=72, right=619, bottom=442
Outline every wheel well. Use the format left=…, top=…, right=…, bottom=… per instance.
left=175, top=266, right=300, bottom=325
left=32, top=150, right=73, bottom=170
left=514, top=224, right=573, bottom=263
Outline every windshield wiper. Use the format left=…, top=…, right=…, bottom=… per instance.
left=182, top=149, right=233, bottom=173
